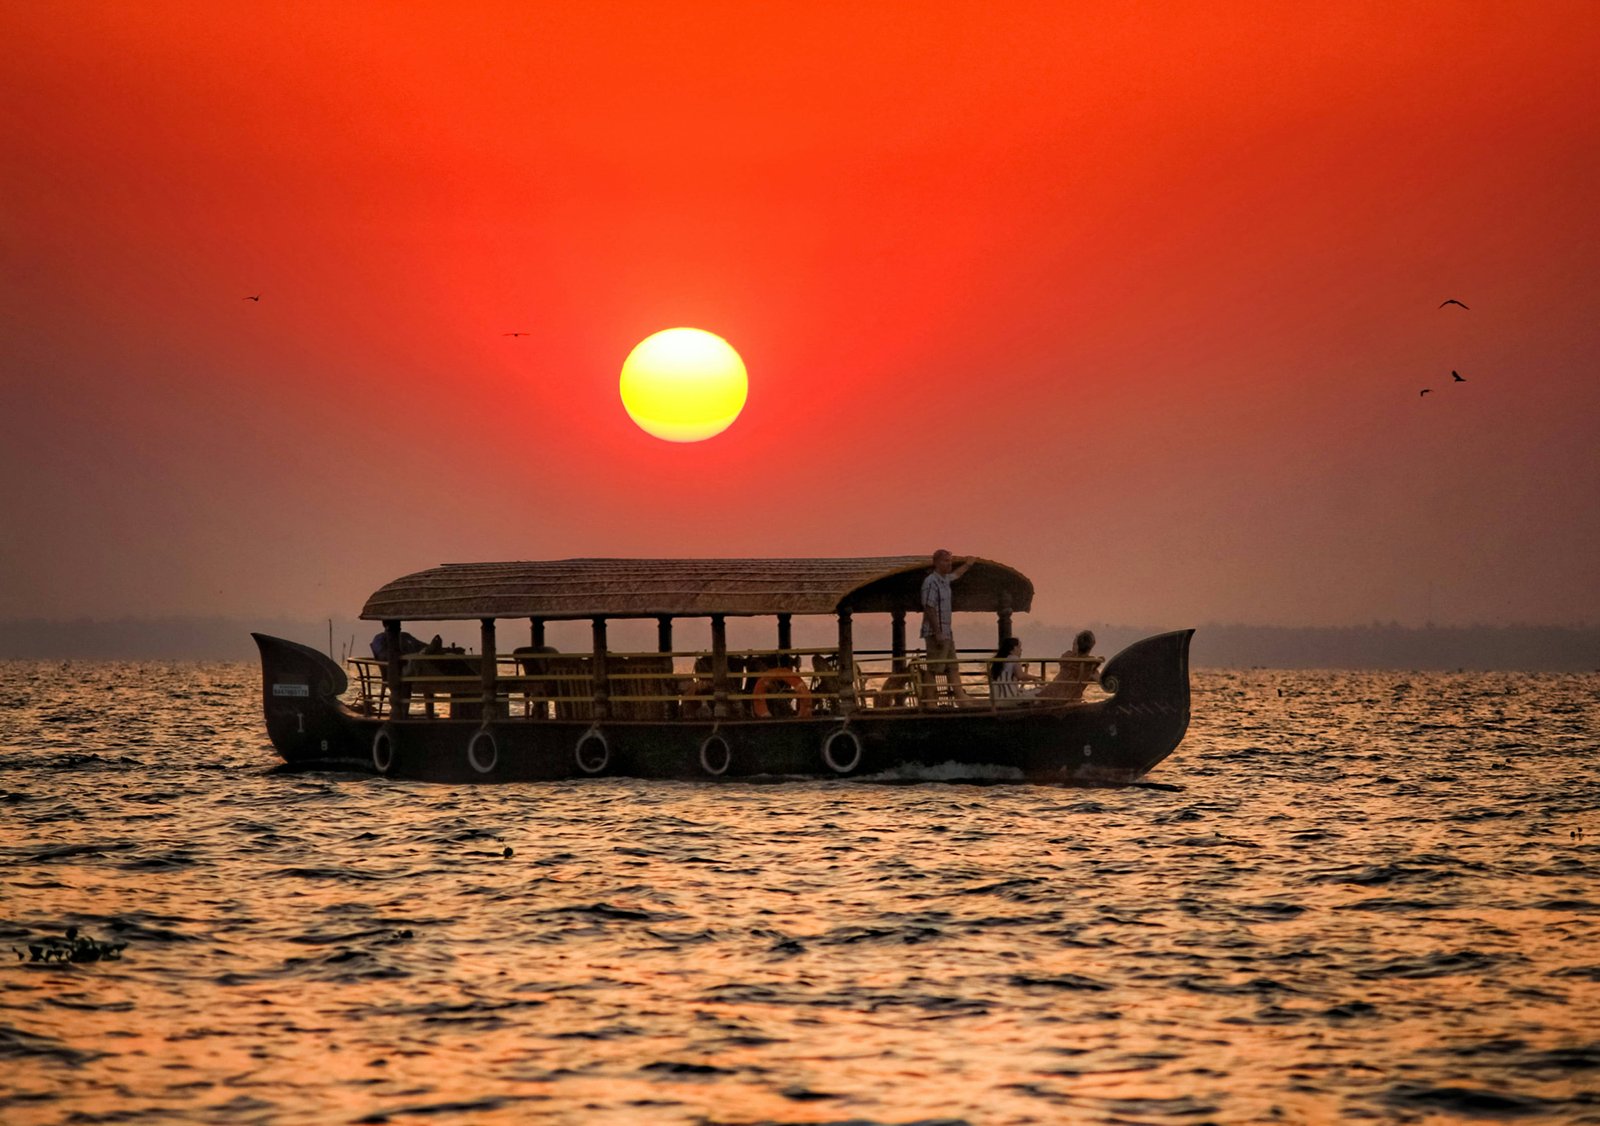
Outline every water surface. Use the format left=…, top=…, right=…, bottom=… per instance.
left=2, top=664, right=1597, bottom=1123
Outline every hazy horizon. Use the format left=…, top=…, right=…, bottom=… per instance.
left=3, top=613, right=1595, bottom=672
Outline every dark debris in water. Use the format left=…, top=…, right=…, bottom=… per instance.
left=640, top=1059, right=735, bottom=1076
left=12, top=926, right=127, bottom=964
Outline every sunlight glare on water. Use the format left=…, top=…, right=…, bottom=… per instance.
left=1, top=663, right=1598, bottom=1124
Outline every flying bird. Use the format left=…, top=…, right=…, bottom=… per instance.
left=243, top=294, right=261, bottom=301
left=1420, top=389, right=1432, bottom=397
left=502, top=332, right=531, bottom=337
left=1452, top=370, right=1466, bottom=382
left=1439, top=299, right=1469, bottom=309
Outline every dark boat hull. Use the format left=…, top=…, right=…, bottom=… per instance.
left=253, top=630, right=1194, bottom=784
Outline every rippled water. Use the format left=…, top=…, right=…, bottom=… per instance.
left=1, top=662, right=1598, bottom=1125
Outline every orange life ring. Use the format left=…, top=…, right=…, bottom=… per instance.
left=752, top=670, right=814, bottom=718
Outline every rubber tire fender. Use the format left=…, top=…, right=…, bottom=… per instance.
left=575, top=727, right=610, bottom=775
left=372, top=725, right=397, bottom=775
left=468, top=726, right=499, bottom=775
left=822, top=725, right=862, bottom=775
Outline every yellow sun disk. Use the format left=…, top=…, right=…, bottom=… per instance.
left=620, top=328, right=748, bottom=442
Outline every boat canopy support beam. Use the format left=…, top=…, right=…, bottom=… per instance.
left=837, top=609, right=857, bottom=715
left=385, top=619, right=405, bottom=720
left=711, top=614, right=729, bottom=718
left=480, top=618, right=497, bottom=714
left=590, top=617, right=609, bottom=719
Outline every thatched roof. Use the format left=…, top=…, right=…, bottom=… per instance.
left=360, top=557, right=1034, bottom=621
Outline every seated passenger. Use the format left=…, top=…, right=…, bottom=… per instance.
left=512, top=645, right=561, bottom=719
left=810, top=653, right=841, bottom=713
left=370, top=630, right=426, bottom=660
left=679, top=655, right=716, bottom=718
left=513, top=644, right=561, bottom=674
left=988, top=637, right=1041, bottom=700
left=1038, top=630, right=1102, bottom=702
left=872, top=671, right=917, bottom=710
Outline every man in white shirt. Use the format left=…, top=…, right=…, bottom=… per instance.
left=920, top=548, right=974, bottom=700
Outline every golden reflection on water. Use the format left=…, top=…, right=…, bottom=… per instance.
left=1, top=664, right=1597, bottom=1123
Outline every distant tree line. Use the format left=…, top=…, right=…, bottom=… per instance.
left=1020, top=621, right=1600, bottom=672
left=0, top=617, right=364, bottom=663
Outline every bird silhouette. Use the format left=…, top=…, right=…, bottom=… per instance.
left=1452, top=370, right=1466, bottom=382
left=502, top=332, right=531, bottom=337
left=243, top=294, right=261, bottom=302
left=1439, top=299, right=1469, bottom=309
left=1420, top=389, right=1432, bottom=396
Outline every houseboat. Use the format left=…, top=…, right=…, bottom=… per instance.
left=253, top=556, right=1193, bottom=784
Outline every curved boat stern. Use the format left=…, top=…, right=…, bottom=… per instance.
left=1097, top=628, right=1195, bottom=774
left=252, top=633, right=362, bottom=768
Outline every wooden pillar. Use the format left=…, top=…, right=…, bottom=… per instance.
left=837, top=608, right=857, bottom=715
left=480, top=618, right=497, bottom=717
left=997, top=591, right=1014, bottom=649
left=530, top=618, right=545, bottom=648
left=590, top=617, right=609, bottom=720
left=776, top=613, right=792, bottom=665
left=657, top=615, right=673, bottom=653
left=384, top=619, right=405, bottom=719
left=890, top=609, right=907, bottom=673
left=710, top=614, right=729, bottom=718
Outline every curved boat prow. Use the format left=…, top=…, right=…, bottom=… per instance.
left=1099, top=629, right=1193, bottom=701
left=253, top=633, right=348, bottom=700
left=1096, top=629, right=1195, bottom=774
left=252, top=633, right=356, bottom=766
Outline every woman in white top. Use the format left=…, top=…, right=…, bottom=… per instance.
left=988, top=637, right=1040, bottom=700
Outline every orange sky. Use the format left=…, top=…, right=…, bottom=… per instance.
left=3, top=0, right=1597, bottom=629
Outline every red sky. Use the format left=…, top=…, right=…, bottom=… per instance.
left=3, top=1, right=1597, bottom=630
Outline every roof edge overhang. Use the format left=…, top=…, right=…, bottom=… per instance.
left=359, top=557, right=1034, bottom=622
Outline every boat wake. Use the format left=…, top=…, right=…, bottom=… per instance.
left=860, top=759, right=1028, bottom=783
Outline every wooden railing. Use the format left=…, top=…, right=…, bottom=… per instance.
left=346, top=647, right=1094, bottom=719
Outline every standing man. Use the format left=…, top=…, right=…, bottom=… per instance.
left=921, top=549, right=974, bottom=700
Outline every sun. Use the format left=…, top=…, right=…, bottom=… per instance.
left=619, top=328, right=748, bottom=442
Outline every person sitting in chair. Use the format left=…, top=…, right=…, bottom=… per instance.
left=370, top=630, right=426, bottom=661
left=988, top=636, right=1041, bottom=700
left=809, top=653, right=841, bottom=714
left=1038, top=630, right=1102, bottom=702
left=679, top=655, right=716, bottom=718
